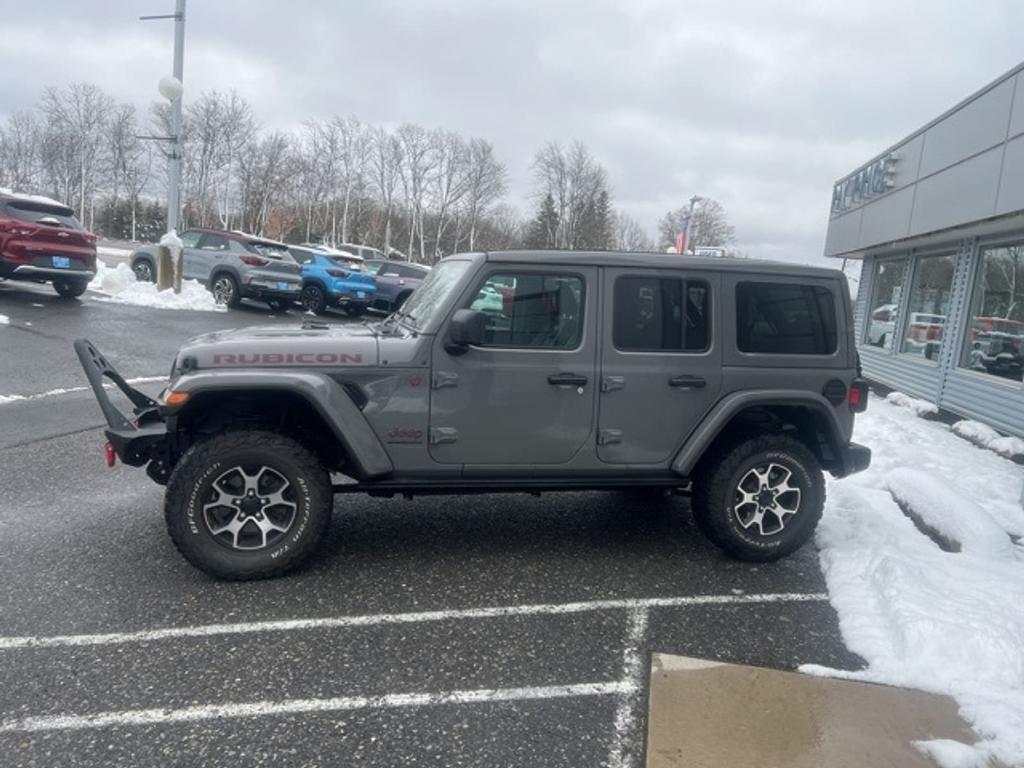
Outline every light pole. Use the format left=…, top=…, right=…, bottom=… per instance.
left=142, top=0, right=186, bottom=235
left=685, top=194, right=702, bottom=255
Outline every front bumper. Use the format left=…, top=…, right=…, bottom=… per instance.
left=833, top=441, right=871, bottom=478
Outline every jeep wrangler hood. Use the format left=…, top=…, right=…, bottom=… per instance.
left=176, top=324, right=380, bottom=370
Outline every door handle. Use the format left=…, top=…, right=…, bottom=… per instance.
left=548, top=373, right=588, bottom=387
left=668, top=375, right=706, bottom=389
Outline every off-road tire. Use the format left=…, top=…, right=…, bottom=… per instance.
left=53, top=278, right=88, bottom=299
left=164, top=430, right=332, bottom=580
left=301, top=284, right=328, bottom=315
left=690, top=435, right=824, bottom=561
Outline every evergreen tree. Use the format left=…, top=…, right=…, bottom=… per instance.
left=526, top=193, right=559, bottom=249
left=576, top=189, right=613, bottom=250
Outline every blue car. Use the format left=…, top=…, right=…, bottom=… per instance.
left=289, top=246, right=377, bottom=316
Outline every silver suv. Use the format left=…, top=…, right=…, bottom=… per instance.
left=130, top=228, right=302, bottom=310
left=78, top=250, right=871, bottom=580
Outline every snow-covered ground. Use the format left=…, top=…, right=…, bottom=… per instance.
left=805, top=395, right=1024, bottom=767
left=87, top=261, right=224, bottom=312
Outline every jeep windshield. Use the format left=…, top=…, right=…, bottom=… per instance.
left=388, top=259, right=471, bottom=332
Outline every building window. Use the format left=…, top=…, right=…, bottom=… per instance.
left=468, top=272, right=584, bottom=349
left=735, top=282, right=837, bottom=355
left=960, top=244, right=1024, bottom=383
left=613, top=276, right=710, bottom=352
left=899, top=253, right=956, bottom=362
left=865, top=259, right=905, bottom=350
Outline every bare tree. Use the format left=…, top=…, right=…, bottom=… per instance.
left=397, top=123, right=437, bottom=261
left=461, top=138, right=507, bottom=251
left=613, top=211, right=654, bottom=251
left=532, top=140, right=609, bottom=249
left=0, top=111, right=42, bottom=191
left=658, top=198, right=735, bottom=251
left=428, top=130, right=470, bottom=259
left=369, top=127, right=403, bottom=256
left=236, top=131, right=295, bottom=236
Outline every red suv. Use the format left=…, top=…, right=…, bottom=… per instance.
left=0, top=191, right=97, bottom=298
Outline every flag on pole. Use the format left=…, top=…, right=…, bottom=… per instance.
left=675, top=218, right=689, bottom=255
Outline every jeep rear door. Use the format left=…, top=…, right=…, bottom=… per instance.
left=429, top=265, right=597, bottom=466
left=597, top=268, right=722, bottom=465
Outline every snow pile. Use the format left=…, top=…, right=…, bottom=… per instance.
left=0, top=394, right=25, bottom=404
left=804, top=397, right=1024, bottom=766
left=953, top=420, right=1024, bottom=460
left=885, top=391, right=939, bottom=416
left=87, top=261, right=224, bottom=313
left=0, top=314, right=9, bottom=325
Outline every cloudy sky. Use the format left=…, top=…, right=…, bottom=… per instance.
left=3, top=0, right=1023, bottom=263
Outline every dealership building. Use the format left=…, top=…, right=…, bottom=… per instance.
left=826, top=62, right=1024, bottom=439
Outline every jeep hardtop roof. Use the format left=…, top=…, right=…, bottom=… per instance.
left=465, top=250, right=842, bottom=280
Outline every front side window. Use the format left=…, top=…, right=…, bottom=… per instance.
left=613, top=276, right=710, bottom=352
left=736, top=282, right=837, bottom=355
left=900, top=253, right=956, bottom=361
left=961, top=244, right=1024, bottom=382
left=468, top=272, right=584, bottom=349
left=865, top=259, right=905, bottom=350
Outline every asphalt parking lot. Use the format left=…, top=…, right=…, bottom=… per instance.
left=0, top=279, right=862, bottom=767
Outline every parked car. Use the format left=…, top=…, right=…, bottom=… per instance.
left=364, top=259, right=431, bottom=311
left=130, top=229, right=301, bottom=310
left=867, top=303, right=896, bottom=347
left=0, top=190, right=97, bottom=298
left=904, top=312, right=946, bottom=359
left=289, top=245, right=377, bottom=315
left=336, top=243, right=388, bottom=261
left=77, top=250, right=870, bottom=579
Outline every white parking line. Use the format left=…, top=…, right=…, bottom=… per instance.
left=608, top=608, right=651, bottom=768
left=0, top=681, right=635, bottom=733
left=0, top=592, right=826, bottom=650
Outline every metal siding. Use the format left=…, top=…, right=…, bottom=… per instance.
left=859, top=347, right=943, bottom=401
left=995, top=134, right=1024, bottom=214
left=853, top=258, right=872, bottom=341
left=917, top=78, right=1014, bottom=177
left=941, top=371, right=1024, bottom=438
left=935, top=239, right=976, bottom=401
left=908, top=147, right=1004, bottom=234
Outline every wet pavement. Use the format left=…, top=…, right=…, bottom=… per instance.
left=0, top=279, right=863, bottom=767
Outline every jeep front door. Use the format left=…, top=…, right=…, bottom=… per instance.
left=597, top=269, right=722, bottom=465
left=429, top=266, right=597, bottom=466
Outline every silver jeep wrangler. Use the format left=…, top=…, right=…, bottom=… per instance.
left=77, top=250, right=870, bottom=580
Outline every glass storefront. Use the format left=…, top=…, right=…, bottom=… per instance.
left=865, top=259, right=906, bottom=350
left=961, top=244, right=1024, bottom=382
left=900, top=253, right=956, bottom=362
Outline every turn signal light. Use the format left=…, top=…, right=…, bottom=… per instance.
left=164, top=391, right=190, bottom=406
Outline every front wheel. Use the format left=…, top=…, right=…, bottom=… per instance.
left=164, top=430, right=333, bottom=580
left=690, top=435, right=824, bottom=561
left=53, top=278, right=88, bottom=299
left=301, top=284, right=328, bottom=315
left=132, top=259, right=155, bottom=283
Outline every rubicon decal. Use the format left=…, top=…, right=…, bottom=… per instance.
left=212, top=352, right=364, bottom=365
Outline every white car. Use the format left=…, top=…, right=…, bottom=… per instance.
left=867, top=304, right=897, bottom=348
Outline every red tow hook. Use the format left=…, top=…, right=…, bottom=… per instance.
left=104, top=441, right=116, bottom=468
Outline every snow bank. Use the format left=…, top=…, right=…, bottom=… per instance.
left=953, top=420, right=1024, bottom=460
left=0, top=314, right=9, bottom=325
left=87, top=261, right=224, bottom=313
left=805, top=397, right=1024, bottom=766
left=885, top=391, right=939, bottom=416
left=886, top=467, right=1017, bottom=558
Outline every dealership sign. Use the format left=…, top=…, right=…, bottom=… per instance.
left=832, top=152, right=899, bottom=213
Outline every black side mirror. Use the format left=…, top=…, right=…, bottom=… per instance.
left=445, top=309, right=487, bottom=354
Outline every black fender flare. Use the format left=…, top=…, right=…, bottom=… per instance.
left=168, top=370, right=393, bottom=479
left=671, top=389, right=847, bottom=476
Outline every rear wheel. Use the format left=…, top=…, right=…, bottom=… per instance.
left=53, top=278, right=88, bottom=299
left=211, top=273, right=241, bottom=308
left=164, top=430, right=333, bottom=580
left=301, top=284, right=328, bottom=314
left=690, top=435, right=824, bottom=561
left=132, top=259, right=155, bottom=283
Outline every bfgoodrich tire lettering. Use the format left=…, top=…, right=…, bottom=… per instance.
left=691, top=435, right=824, bottom=561
left=165, top=430, right=332, bottom=580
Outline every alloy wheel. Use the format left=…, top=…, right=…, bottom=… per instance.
left=213, top=276, right=235, bottom=305
left=133, top=262, right=153, bottom=282
left=202, top=465, right=298, bottom=550
left=732, top=462, right=802, bottom=536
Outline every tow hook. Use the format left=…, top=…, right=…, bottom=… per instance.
left=105, top=441, right=117, bottom=468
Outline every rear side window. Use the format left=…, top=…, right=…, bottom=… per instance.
left=199, top=233, right=230, bottom=251
left=4, top=200, right=80, bottom=228
left=614, top=276, right=710, bottom=352
left=736, top=282, right=837, bottom=355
